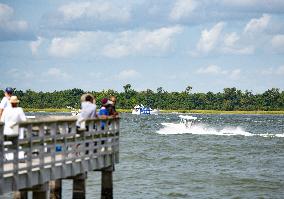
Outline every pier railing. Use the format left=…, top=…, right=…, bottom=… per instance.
left=0, top=117, right=119, bottom=198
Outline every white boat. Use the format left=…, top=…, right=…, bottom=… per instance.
left=132, top=104, right=159, bottom=115
left=161, top=115, right=197, bottom=129
left=178, top=115, right=197, bottom=128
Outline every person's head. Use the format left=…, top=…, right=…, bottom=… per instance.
left=85, top=95, right=94, bottom=103
left=110, top=96, right=116, bottom=105
left=4, top=87, right=13, bottom=97
left=101, top=97, right=113, bottom=107
left=9, top=96, right=19, bottom=107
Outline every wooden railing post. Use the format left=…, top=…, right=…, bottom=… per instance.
left=101, top=166, right=114, bottom=199
left=13, top=191, right=28, bottom=199
left=49, top=179, right=62, bottom=199
left=32, top=182, right=49, bottom=199
left=72, top=173, right=87, bottom=199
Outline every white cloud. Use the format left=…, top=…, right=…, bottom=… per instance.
left=48, top=27, right=182, bottom=58
left=230, top=69, right=241, bottom=79
left=103, top=26, right=183, bottom=58
left=58, top=1, right=130, bottom=22
left=49, top=32, right=92, bottom=57
left=169, top=0, right=198, bottom=21
left=222, top=46, right=254, bottom=55
left=221, top=0, right=258, bottom=7
left=197, top=22, right=225, bottom=53
left=116, top=69, right=140, bottom=80
left=6, top=68, right=34, bottom=79
left=196, top=65, right=241, bottom=79
left=47, top=68, right=71, bottom=79
left=224, top=32, right=239, bottom=47
left=0, top=3, right=28, bottom=32
left=271, top=34, right=284, bottom=49
left=30, top=37, right=43, bottom=55
left=196, top=65, right=227, bottom=75
left=244, top=14, right=271, bottom=33
left=0, top=3, right=13, bottom=20
left=261, top=66, right=284, bottom=75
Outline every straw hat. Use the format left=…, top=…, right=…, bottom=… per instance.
left=10, top=96, right=20, bottom=103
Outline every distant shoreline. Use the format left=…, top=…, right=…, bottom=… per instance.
left=24, top=108, right=284, bottom=115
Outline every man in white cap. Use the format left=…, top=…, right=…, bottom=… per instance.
left=0, top=87, right=13, bottom=119
left=1, top=96, right=26, bottom=137
left=1, top=96, right=26, bottom=161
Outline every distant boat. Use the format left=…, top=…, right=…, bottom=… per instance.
left=178, top=115, right=197, bottom=128
left=161, top=115, right=197, bottom=129
left=132, top=104, right=159, bottom=115
left=67, top=106, right=80, bottom=116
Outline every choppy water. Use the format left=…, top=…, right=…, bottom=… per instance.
left=3, top=113, right=284, bottom=198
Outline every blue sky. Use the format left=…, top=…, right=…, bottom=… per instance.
left=0, top=0, right=284, bottom=93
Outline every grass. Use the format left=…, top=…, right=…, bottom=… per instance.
left=24, top=108, right=71, bottom=112
left=24, top=108, right=284, bottom=115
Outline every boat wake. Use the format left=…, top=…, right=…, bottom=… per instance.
left=157, top=123, right=283, bottom=138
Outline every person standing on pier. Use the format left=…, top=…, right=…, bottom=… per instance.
left=76, top=94, right=97, bottom=128
left=1, top=95, right=26, bottom=137
left=108, top=96, right=118, bottom=117
left=0, top=87, right=13, bottom=119
left=98, top=98, right=112, bottom=130
left=1, top=96, right=26, bottom=160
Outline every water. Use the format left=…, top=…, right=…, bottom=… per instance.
left=2, top=113, right=284, bottom=198
left=114, top=113, right=284, bottom=199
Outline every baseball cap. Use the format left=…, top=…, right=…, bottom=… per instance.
left=5, top=87, right=13, bottom=94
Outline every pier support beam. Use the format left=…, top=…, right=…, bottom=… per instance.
left=101, top=166, right=114, bottom=199
left=50, top=180, right=62, bottom=199
left=13, top=191, right=28, bottom=199
left=32, top=182, right=49, bottom=199
left=72, top=173, right=87, bottom=199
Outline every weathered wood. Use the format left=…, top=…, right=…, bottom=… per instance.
left=13, top=191, right=28, bottom=199
left=32, top=182, right=49, bottom=199
left=49, top=180, right=62, bottom=199
left=101, top=166, right=114, bottom=199
left=0, top=117, right=120, bottom=196
left=72, top=173, right=87, bottom=199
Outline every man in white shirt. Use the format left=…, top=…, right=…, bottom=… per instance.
left=1, top=96, right=26, bottom=161
left=1, top=95, right=26, bottom=136
left=76, top=94, right=97, bottom=128
left=0, top=87, right=13, bottom=119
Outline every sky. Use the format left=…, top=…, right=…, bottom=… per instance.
left=0, top=0, right=284, bottom=93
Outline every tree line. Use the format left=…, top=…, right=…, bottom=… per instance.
left=1, top=85, right=284, bottom=111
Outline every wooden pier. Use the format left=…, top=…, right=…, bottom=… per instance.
left=0, top=117, right=120, bottom=198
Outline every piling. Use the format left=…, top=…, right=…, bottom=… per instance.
left=101, top=166, right=114, bottom=199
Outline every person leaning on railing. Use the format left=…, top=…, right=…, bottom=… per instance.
left=76, top=93, right=97, bottom=129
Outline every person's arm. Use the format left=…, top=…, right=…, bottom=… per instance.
left=0, top=108, right=4, bottom=120
left=19, top=108, right=27, bottom=121
left=0, top=108, right=5, bottom=122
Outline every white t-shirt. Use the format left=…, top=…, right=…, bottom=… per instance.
left=1, top=107, right=26, bottom=136
left=76, top=101, right=97, bottom=127
left=0, top=96, right=11, bottom=109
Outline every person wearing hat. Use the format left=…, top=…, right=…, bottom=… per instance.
left=1, top=96, right=26, bottom=136
left=0, top=87, right=13, bottom=119
left=1, top=96, right=26, bottom=161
